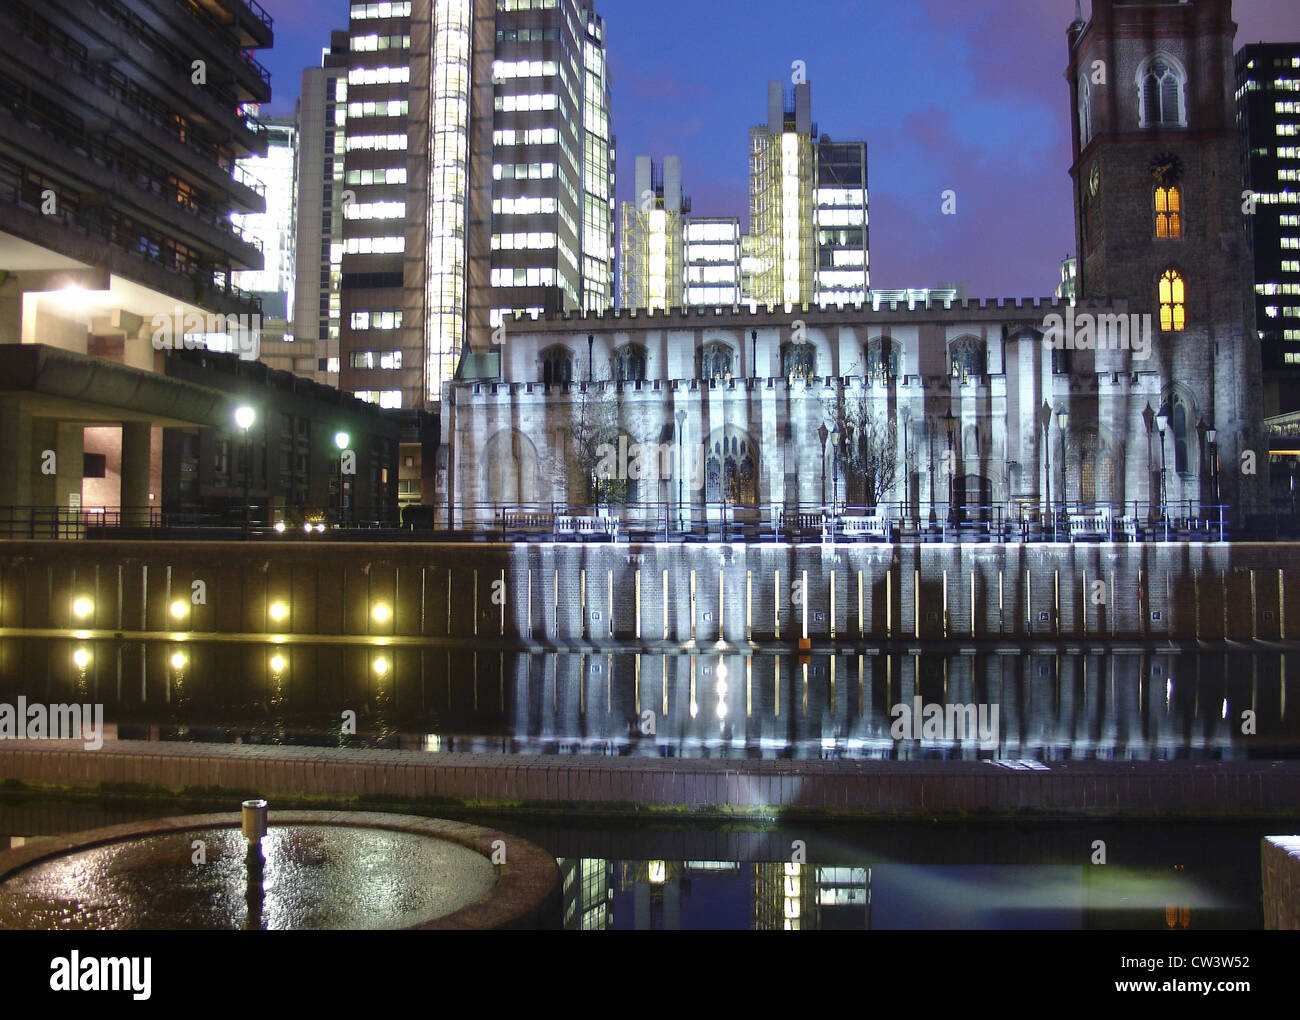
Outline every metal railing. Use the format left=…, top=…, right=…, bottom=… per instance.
left=0, top=501, right=1283, bottom=544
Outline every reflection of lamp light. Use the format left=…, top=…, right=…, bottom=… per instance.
left=73, top=648, right=91, bottom=669
left=269, top=654, right=286, bottom=673
left=373, top=656, right=390, bottom=676
left=170, top=651, right=186, bottom=670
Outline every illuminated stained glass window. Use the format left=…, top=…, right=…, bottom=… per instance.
left=1159, top=269, right=1186, bottom=331
left=700, top=342, right=734, bottom=380
left=781, top=343, right=816, bottom=380
left=865, top=337, right=900, bottom=382
left=949, top=336, right=986, bottom=379
left=1155, top=186, right=1182, bottom=238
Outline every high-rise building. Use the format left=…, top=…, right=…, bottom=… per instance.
left=294, top=32, right=352, bottom=388
left=234, top=114, right=301, bottom=374
left=491, top=0, right=614, bottom=325
left=684, top=217, right=742, bottom=307
left=618, top=156, right=686, bottom=310
left=0, top=0, right=276, bottom=516
left=327, top=0, right=613, bottom=414
left=1235, top=42, right=1300, bottom=411
left=748, top=82, right=868, bottom=308
left=233, top=115, right=298, bottom=319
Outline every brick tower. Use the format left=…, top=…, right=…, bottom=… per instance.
left=1067, top=0, right=1264, bottom=510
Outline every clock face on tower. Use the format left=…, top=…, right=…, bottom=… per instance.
left=1088, top=161, right=1100, bottom=197
left=1150, top=151, right=1185, bottom=187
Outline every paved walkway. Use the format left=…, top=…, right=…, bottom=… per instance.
left=3, top=739, right=1299, bottom=818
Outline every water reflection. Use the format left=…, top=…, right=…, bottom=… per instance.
left=1, top=639, right=1296, bottom=760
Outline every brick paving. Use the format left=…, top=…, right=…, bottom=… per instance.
left=3, top=739, right=1299, bottom=817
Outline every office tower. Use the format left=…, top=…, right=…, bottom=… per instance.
left=0, top=0, right=273, bottom=514
left=1055, top=256, right=1078, bottom=302
left=684, top=217, right=742, bottom=307
left=748, top=82, right=868, bottom=308
left=618, top=156, right=686, bottom=310
left=492, top=0, right=614, bottom=325
left=333, top=0, right=613, bottom=414
left=1068, top=0, right=1263, bottom=509
left=813, top=137, right=869, bottom=305
left=233, top=115, right=298, bottom=319
left=1236, top=42, right=1300, bottom=411
left=294, top=32, right=352, bottom=388
left=234, top=114, right=302, bottom=373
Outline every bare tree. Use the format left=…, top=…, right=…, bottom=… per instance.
left=823, top=386, right=900, bottom=509
left=566, top=381, right=620, bottom=506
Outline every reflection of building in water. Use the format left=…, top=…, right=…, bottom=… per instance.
left=31, top=641, right=1289, bottom=762
left=559, top=858, right=614, bottom=931
left=752, top=863, right=870, bottom=930
left=502, top=651, right=1259, bottom=762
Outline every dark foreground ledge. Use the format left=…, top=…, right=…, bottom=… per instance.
left=3, top=740, right=1299, bottom=820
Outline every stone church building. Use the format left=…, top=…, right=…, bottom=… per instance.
left=442, top=0, right=1264, bottom=529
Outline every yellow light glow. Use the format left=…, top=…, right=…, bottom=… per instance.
left=170, top=652, right=186, bottom=669
left=72, top=648, right=91, bottom=669
left=372, top=604, right=391, bottom=623
left=72, top=598, right=93, bottom=619
left=274, top=521, right=286, bottom=533
left=269, top=602, right=289, bottom=623
left=373, top=656, right=390, bottom=676
left=648, top=861, right=666, bottom=884
left=270, top=654, right=286, bottom=673
left=170, top=601, right=188, bottom=619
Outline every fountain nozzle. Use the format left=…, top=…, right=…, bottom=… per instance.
left=241, top=799, right=268, bottom=843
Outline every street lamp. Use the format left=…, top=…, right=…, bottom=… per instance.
left=927, top=415, right=937, bottom=526
left=1207, top=425, right=1219, bottom=506
left=817, top=422, right=829, bottom=508
left=1195, top=418, right=1209, bottom=512
left=1057, top=405, right=1069, bottom=513
left=944, top=409, right=956, bottom=526
left=1155, top=401, right=1171, bottom=523
left=1039, top=401, right=1053, bottom=539
left=1142, top=402, right=1156, bottom=523
left=234, top=405, right=255, bottom=537
left=335, top=431, right=350, bottom=528
left=676, top=409, right=687, bottom=532
left=900, top=408, right=911, bottom=522
left=830, top=429, right=841, bottom=509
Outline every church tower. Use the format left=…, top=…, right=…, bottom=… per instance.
left=1067, top=0, right=1263, bottom=510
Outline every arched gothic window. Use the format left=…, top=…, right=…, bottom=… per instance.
left=1159, top=269, right=1186, bottom=331
left=950, top=336, right=986, bottom=379
left=1172, top=394, right=1190, bottom=475
left=700, top=342, right=734, bottom=380
left=1078, top=73, right=1093, bottom=147
left=865, top=337, right=901, bottom=382
left=781, top=343, right=816, bottom=380
left=1138, top=55, right=1186, bottom=128
left=615, top=344, right=646, bottom=382
left=541, top=346, right=573, bottom=385
left=1155, top=185, right=1182, bottom=238
left=705, top=430, right=758, bottom=505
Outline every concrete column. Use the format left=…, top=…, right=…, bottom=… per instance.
left=54, top=422, right=83, bottom=512
left=0, top=395, right=35, bottom=509
left=120, top=421, right=152, bottom=526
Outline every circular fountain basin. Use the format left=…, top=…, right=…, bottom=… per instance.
left=0, top=812, right=558, bottom=930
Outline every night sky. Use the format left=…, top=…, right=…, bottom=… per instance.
left=255, top=0, right=1299, bottom=298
